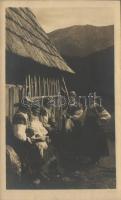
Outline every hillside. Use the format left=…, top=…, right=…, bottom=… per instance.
left=49, top=25, right=114, bottom=58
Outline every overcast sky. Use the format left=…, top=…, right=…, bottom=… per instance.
left=32, top=7, right=114, bottom=33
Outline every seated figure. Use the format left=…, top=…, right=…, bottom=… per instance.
left=29, top=103, right=49, bottom=158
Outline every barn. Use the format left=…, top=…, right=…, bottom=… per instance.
left=6, top=7, right=74, bottom=123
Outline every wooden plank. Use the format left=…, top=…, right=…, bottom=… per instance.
left=10, top=86, right=13, bottom=122
left=36, top=76, right=39, bottom=96
left=9, top=87, right=11, bottom=122
left=16, top=85, right=19, bottom=103
left=13, top=86, right=15, bottom=116
left=51, top=78, right=53, bottom=96
left=6, top=85, right=23, bottom=122
left=54, top=79, right=56, bottom=95
left=47, top=77, right=49, bottom=96
left=62, top=76, right=69, bottom=101
left=58, top=79, right=60, bottom=94
left=8, top=87, right=10, bottom=120
left=31, top=76, right=33, bottom=97
left=39, top=76, right=41, bottom=96
left=35, top=76, right=37, bottom=96
left=25, top=76, right=27, bottom=96
left=19, top=86, right=23, bottom=101
left=56, top=79, right=58, bottom=95
left=50, top=78, right=52, bottom=96
left=43, top=77, right=45, bottom=96
left=14, top=86, right=18, bottom=114
left=33, top=75, right=37, bottom=96
left=49, top=78, right=51, bottom=96
left=36, top=76, right=38, bottom=96
left=6, top=85, right=9, bottom=118
left=30, top=76, right=32, bottom=97
left=28, top=74, right=31, bottom=97
left=50, top=79, right=52, bottom=96
left=22, top=85, right=24, bottom=98
left=15, top=86, right=17, bottom=114
left=12, top=86, right=14, bottom=118
left=33, top=76, right=35, bottom=97
left=33, top=76, right=34, bottom=97
left=45, top=77, right=47, bottom=96
left=40, top=76, right=42, bottom=96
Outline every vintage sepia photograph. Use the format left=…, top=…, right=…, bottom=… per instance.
left=2, top=0, right=120, bottom=194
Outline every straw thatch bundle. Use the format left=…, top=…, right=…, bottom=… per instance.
left=6, top=7, right=74, bottom=74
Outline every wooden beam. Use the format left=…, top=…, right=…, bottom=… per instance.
left=28, top=74, right=31, bottom=97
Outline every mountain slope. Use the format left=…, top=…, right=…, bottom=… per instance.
left=48, top=25, right=114, bottom=110
left=49, top=25, right=114, bottom=58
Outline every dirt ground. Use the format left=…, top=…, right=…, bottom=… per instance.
left=7, top=137, right=116, bottom=189
left=24, top=138, right=116, bottom=190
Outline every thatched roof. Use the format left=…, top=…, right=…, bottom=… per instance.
left=6, top=7, right=74, bottom=74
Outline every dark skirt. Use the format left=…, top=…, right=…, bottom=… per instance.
left=80, top=118, right=109, bottom=161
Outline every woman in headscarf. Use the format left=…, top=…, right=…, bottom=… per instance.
left=29, top=101, right=63, bottom=180
left=80, top=103, right=111, bottom=164
left=29, top=103, right=49, bottom=158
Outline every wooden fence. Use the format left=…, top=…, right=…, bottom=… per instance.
left=6, top=79, right=64, bottom=130
left=6, top=84, right=23, bottom=122
left=24, top=75, right=61, bottom=97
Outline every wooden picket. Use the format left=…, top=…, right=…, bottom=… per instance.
left=6, top=76, right=64, bottom=130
